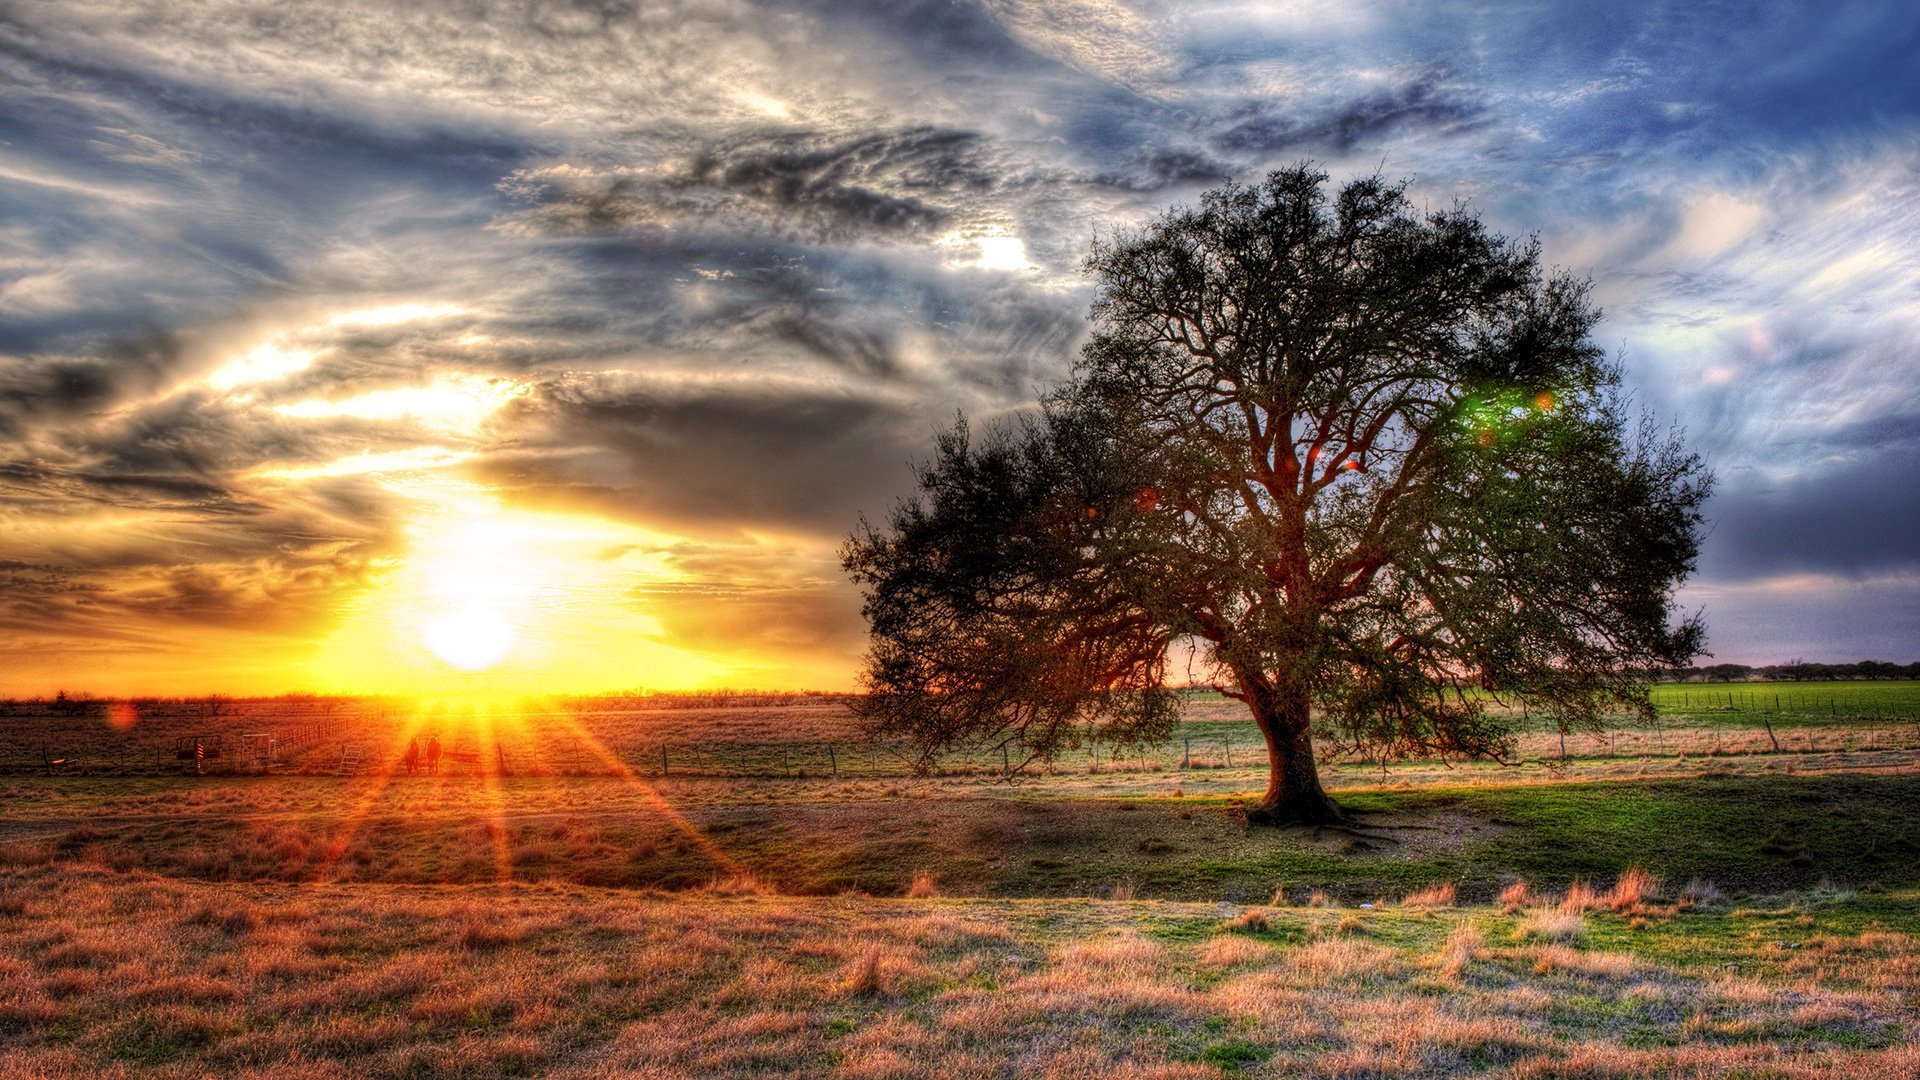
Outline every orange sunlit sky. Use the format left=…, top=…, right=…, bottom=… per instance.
left=3, top=2, right=1919, bottom=696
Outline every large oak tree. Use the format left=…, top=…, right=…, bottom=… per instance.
left=844, top=167, right=1711, bottom=824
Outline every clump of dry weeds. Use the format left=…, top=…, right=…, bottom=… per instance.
left=1401, top=882, right=1458, bottom=909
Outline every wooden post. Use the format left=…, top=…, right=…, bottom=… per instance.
left=828, top=745, right=838, bottom=779
left=1761, top=713, right=1780, bottom=753
left=660, top=744, right=669, bottom=778
left=1224, top=735, right=1231, bottom=767
left=1182, top=737, right=1191, bottom=769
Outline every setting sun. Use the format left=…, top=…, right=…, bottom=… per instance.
left=297, top=478, right=769, bottom=697
left=422, top=607, right=515, bottom=670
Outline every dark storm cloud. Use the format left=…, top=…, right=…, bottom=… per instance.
left=475, top=377, right=928, bottom=537
left=1698, top=428, right=1920, bottom=582
left=0, top=334, right=185, bottom=437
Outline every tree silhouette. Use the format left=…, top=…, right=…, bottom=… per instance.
left=844, top=167, right=1711, bottom=824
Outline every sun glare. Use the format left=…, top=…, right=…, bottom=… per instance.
left=305, top=479, right=740, bottom=697
left=423, top=607, right=515, bottom=670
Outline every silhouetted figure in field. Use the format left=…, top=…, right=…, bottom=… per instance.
left=426, top=735, right=442, bottom=775
left=403, top=738, right=421, bottom=776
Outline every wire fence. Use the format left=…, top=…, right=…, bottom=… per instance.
left=6, top=709, right=1918, bottom=779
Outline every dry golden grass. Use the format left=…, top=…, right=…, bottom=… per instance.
left=1402, top=881, right=1459, bottom=908
left=1516, top=906, right=1588, bottom=945
left=1223, top=907, right=1272, bottom=934
left=1604, top=866, right=1659, bottom=912
left=0, top=861, right=1915, bottom=1078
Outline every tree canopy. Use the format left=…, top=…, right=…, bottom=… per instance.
left=843, top=166, right=1712, bottom=824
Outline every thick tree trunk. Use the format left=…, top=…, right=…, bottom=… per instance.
left=1238, top=671, right=1345, bottom=826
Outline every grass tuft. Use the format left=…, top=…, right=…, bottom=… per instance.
left=1401, top=881, right=1457, bottom=909
left=1516, top=907, right=1587, bottom=945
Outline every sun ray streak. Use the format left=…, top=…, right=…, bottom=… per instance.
left=550, top=712, right=759, bottom=887
left=476, top=706, right=516, bottom=886
left=313, top=701, right=434, bottom=883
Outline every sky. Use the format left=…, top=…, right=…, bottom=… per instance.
left=1, top=0, right=1917, bottom=696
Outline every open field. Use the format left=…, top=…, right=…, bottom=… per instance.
left=6, top=681, right=1920, bottom=778
left=3, top=687, right=1917, bottom=1076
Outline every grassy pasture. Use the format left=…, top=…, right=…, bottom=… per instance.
left=3, top=765, right=1918, bottom=901
left=1647, top=679, right=1920, bottom=720
left=2, top=687, right=1916, bottom=1076
left=6, top=681, right=1920, bottom=779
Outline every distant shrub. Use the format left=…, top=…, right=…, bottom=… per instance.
left=906, top=871, right=938, bottom=899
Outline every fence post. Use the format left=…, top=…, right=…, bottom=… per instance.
left=1182, top=737, right=1191, bottom=769
left=828, top=745, right=838, bottom=779
left=1224, top=735, right=1231, bottom=767
left=660, top=744, right=669, bottom=778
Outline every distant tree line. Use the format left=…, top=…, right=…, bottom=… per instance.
left=0, top=689, right=861, bottom=717
left=557, top=689, right=860, bottom=711
left=1655, top=660, right=1920, bottom=683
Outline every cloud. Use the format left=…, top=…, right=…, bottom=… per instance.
left=976, top=0, right=1181, bottom=95
left=1698, top=436, right=1920, bottom=582
left=1681, top=572, right=1920, bottom=664
left=632, top=544, right=867, bottom=660
left=1212, top=68, right=1486, bottom=156
left=502, top=127, right=1011, bottom=246
left=0, top=0, right=1916, bottom=686
left=472, top=373, right=929, bottom=538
